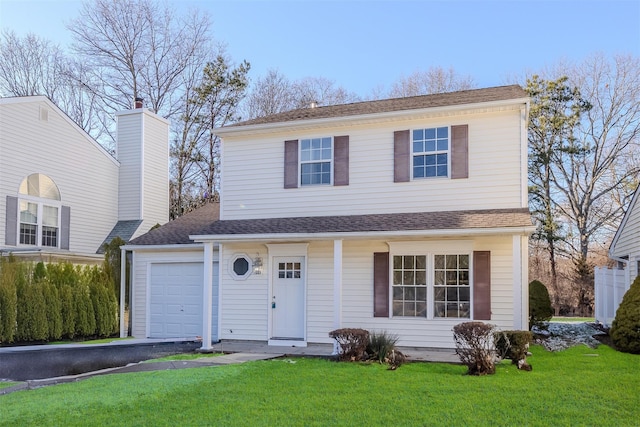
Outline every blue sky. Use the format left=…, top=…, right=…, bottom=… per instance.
left=0, top=0, right=639, bottom=97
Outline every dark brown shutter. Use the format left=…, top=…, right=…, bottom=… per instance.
left=60, top=206, right=70, bottom=250
left=284, top=139, right=298, bottom=189
left=333, top=135, right=349, bottom=186
left=5, top=196, right=18, bottom=246
left=373, top=252, right=390, bottom=317
left=451, top=124, right=469, bottom=179
left=473, top=251, right=491, bottom=320
left=394, top=130, right=410, bottom=182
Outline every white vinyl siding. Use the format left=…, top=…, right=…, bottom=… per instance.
left=139, top=113, right=170, bottom=238
left=219, top=243, right=269, bottom=341
left=116, top=112, right=143, bottom=220
left=0, top=98, right=119, bottom=255
left=611, top=197, right=640, bottom=260
left=220, top=108, right=524, bottom=220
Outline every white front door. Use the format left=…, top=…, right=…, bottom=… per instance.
left=271, top=257, right=305, bottom=340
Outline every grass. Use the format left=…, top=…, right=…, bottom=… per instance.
left=142, top=352, right=223, bottom=363
left=0, top=345, right=638, bottom=426
left=0, top=381, right=17, bottom=390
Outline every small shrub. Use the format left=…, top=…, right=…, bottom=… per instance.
left=329, top=328, right=369, bottom=361
left=42, top=279, right=63, bottom=340
left=367, top=331, right=399, bottom=363
left=610, top=275, right=640, bottom=354
left=367, top=331, right=405, bottom=368
left=494, top=330, right=533, bottom=370
left=0, top=258, right=18, bottom=343
left=453, top=321, right=497, bottom=375
left=529, top=280, right=553, bottom=330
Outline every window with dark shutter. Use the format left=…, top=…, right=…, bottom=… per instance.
left=451, top=124, right=469, bottom=179
left=333, top=135, right=349, bottom=186
left=373, top=252, right=390, bottom=317
left=473, top=251, right=491, bottom=320
left=284, top=139, right=299, bottom=188
left=394, top=130, right=410, bottom=182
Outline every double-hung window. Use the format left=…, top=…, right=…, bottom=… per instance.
left=300, top=137, right=332, bottom=185
left=17, top=173, right=61, bottom=248
left=391, top=253, right=470, bottom=319
left=412, top=127, right=449, bottom=178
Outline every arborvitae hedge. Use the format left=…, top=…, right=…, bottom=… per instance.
left=529, top=280, right=554, bottom=329
left=0, top=258, right=118, bottom=343
left=610, top=275, right=640, bottom=354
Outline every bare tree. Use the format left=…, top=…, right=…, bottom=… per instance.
left=553, top=54, right=640, bottom=314
left=67, top=0, right=212, bottom=130
left=243, top=70, right=359, bottom=119
left=243, top=69, right=296, bottom=119
left=291, top=76, right=360, bottom=109
left=0, top=30, right=66, bottom=98
left=387, top=66, right=476, bottom=98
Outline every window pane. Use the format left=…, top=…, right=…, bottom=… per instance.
left=416, top=256, right=426, bottom=269
left=393, top=256, right=402, bottom=270
left=403, top=271, right=414, bottom=285
left=301, top=139, right=310, bottom=150
left=434, top=271, right=445, bottom=285
left=434, top=286, right=445, bottom=301
left=459, top=287, right=470, bottom=302
left=434, top=302, right=445, bottom=317
left=413, top=129, right=423, bottom=140
left=311, top=138, right=321, bottom=149
left=413, top=141, right=423, bottom=153
left=415, top=271, right=426, bottom=285
left=425, top=128, right=436, bottom=139
left=459, top=255, right=469, bottom=269
left=43, top=206, right=58, bottom=227
left=393, top=301, right=403, bottom=316
left=426, top=140, right=436, bottom=152
left=20, top=224, right=37, bottom=245
left=446, top=271, right=458, bottom=285
left=405, top=287, right=415, bottom=301
left=393, top=287, right=403, bottom=300
left=437, top=127, right=448, bottom=138
left=434, top=255, right=444, bottom=269
left=403, top=256, right=414, bottom=269
left=459, top=303, right=471, bottom=318
left=447, top=287, right=458, bottom=301
left=42, top=226, right=57, bottom=247
left=437, top=139, right=448, bottom=151
left=447, top=303, right=459, bottom=317
left=20, top=201, right=37, bottom=224
left=404, top=302, right=416, bottom=317
left=446, top=255, right=458, bottom=269
left=416, top=301, right=427, bottom=317
left=416, top=286, right=426, bottom=301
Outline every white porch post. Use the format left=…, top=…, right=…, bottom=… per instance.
left=119, top=248, right=127, bottom=338
left=512, top=235, right=526, bottom=330
left=333, top=239, right=343, bottom=355
left=201, top=241, right=214, bottom=351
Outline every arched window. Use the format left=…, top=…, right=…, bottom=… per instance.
left=18, top=174, right=61, bottom=247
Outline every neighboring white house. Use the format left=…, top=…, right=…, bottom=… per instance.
left=125, top=85, right=534, bottom=349
left=0, top=96, right=169, bottom=264
left=594, top=184, right=640, bottom=326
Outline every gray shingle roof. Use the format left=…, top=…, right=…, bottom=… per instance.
left=97, top=220, right=143, bottom=253
left=128, top=202, right=220, bottom=246
left=129, top=206, right=532, bottom=246
left=226, top=85, right=526, bottom=128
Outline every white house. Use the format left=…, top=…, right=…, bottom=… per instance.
left=0, top=96, right=169, bottom=264
left=594, top=184, right=640, bottom=325
left=125, top=85, right=534, bottom=349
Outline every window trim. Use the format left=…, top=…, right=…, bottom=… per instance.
left=299, top=136, right=333, bottom=186
left=17, top=195, right=61, bottom=248
left=387, top=241, right=474, bottom=320
left=229, top=253, right=253, bottom=281
left=411, top=126, right=451, bottom=180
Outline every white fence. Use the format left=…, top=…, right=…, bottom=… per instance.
left=594, top=267, right=630, bottom=326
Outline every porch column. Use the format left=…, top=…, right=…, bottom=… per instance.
left=512, top=235, right=526, bottom=330
left=119, top=248, right=127, bottom=338
left=333, top=239, right=343, bottom=355
left=201, top=241, right=214, bottom=351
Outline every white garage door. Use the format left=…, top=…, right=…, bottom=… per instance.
left=149, top=262, right=218, bottom=339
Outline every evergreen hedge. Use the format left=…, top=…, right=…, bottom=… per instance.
left=0, top=258, right=118, bottom=343
left=610, top=275, right=640, bottom=354
left=529, top=280, right=554, bottom=329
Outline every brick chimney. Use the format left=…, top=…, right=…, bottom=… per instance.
left=134, top=97, right=144, bottom=109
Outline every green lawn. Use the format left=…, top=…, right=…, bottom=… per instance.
left=0, top=345, right=637, bottom=426
left=551, top=317, right=595, bottom=323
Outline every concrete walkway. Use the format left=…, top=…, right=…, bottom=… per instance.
left=0, top=339, right=459, bottom=396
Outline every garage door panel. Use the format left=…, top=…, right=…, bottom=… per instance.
left=149, top=262, right=218, bottom=340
